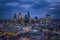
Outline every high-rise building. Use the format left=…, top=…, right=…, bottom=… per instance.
left=46, top=15, right=51, bottom=23
left=33, top=17, right=38, bottom=23
left=27, top=11, right=31, bottom=23
left=27, top=11, right=30, bottom=18
left=18, top=12, right=23, bottom=24
left=18, top=12, right=22, bottom=20
left=24, top=15, right=28, bottom=23
left=25, top=15, right=27, bottom=18
left=13, top=13, right=17, bottom=22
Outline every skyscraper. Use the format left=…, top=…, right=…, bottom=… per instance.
left=34, top=17, right=38, bottom=23
left=46, top=15, right=51, bottom=23
left=24, top=15, right=28, bottom=23
left=27, top=11, right=31, bottom=23
left=18, top=12, right=22, bottom=20
left=18, top=12, right=23, bottom=24
left=27, top=11, right=30, bottom=18
left=25, top=15, right=27, bottom=19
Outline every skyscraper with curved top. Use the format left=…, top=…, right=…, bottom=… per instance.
left=18, top=12, right=22, bottom=20
left=46, top=14, right=51, bottom=23
left=18, top=12, right=23, bottom=24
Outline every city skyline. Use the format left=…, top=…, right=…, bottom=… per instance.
left=0, top=0, right=60, bottom=19
left=0, top=11, right=60, bottom=19
left=0, top=12, right=51, bottom=19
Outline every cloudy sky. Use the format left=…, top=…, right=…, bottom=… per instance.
left=0, top=0, right=60, bottom=19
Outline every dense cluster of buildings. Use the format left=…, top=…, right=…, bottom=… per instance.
left=13, top=11, right=51, bottom=24
left=2, top=11, right=51, bottom=25
left=0, top=12, right=60, bottom=40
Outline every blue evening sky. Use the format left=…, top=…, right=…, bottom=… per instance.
left=0, top=0, right=60, bottom=19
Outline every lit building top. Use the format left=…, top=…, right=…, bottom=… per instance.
left=46, top=14, right=51, bottom=23
left=18, top=12, right=22, bottom=19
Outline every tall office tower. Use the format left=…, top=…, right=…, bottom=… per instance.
left=46, top=15, right=51, bottom=23
left=27, top=11, right=31, bottom=23
left=18, top=12, right=22, bottom=20
left=18, top=12, right=23, bottom=23
left=25, top=15, right=27, bottom=18
left=27, top=11, right=30, bottom=18
left=24, top=15, right=28, bottom=23
left=34, top=17, right=38, bottom=23
left=13, top=13, right=17, bottom=22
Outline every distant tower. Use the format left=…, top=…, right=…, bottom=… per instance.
left=27, top=11, right=30, bottom=18
left=34, top=17, right=38, bottom=23
left=25, top=15, right=27, bottom=18
left=27, top=11, right=31, bottom=23
left=18, top=12, right=22, bottom=20
left=46, top=15, right=51, bottom=23
left=24, top=15, right=28, bottom=23
left=13, top=13, right=17, bottom=22
left=18, top=12, right=23, bottom=23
